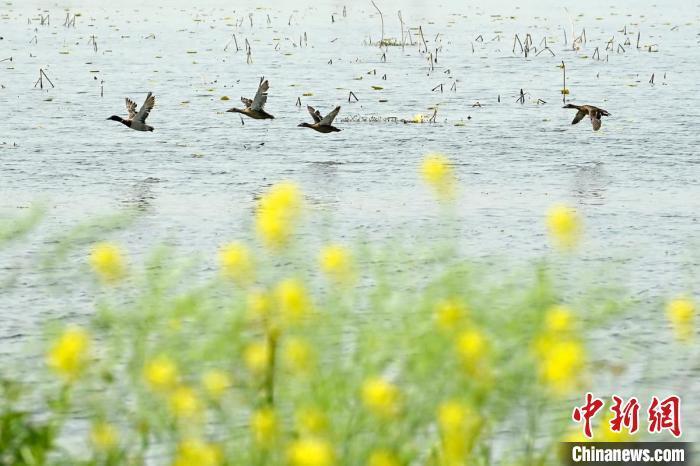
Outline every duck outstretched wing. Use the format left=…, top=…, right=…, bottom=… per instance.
left=125, top=98, right=138, bottom=119
left=571, top=109, right=586, bottom=125
left=251, top=79, right=269, bottom=111
left=319, top=106, right=341, bottom=125
left=307, top=106, right=322, bottom=123
left=134, top=92, right=155, bottom=123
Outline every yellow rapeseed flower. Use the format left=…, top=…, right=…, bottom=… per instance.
left=438, top=400, right=481, bottom=465
left=438, top=401, right=468, bottom=432
left=218, top=242, right=254, bottom=284
left=539, top=340, right=585, bottom=395
left=319, top=244, right=354, bottom=283
left=361, top=377, right=401, bottom=418
left=251, top=407, right=278, bottom=446
left=247, top=289, right=271, bottom=321
left=295, top=407, right=328, bottom=435
left=201, top=369, right=231, bottom=400
left=256, top=182, right=302, bottom=249
left=172, top=438, right=222, bottom=466
left=46, top=326, right=90, bottom=381
left=287, top=437, right=335, bottom=466
left=169, top=385, right=202, bottom=420
left=143, top=355, right=179, bottom=392
left=276, top=278, right=311, bottom=323
left=368, top=449, right=401, bottom=466
left=546, top=204, right=582, bottom=250
left=545, top=305, right=575, bottom=333
left=420, top=153, right=456, bottom=200
left=89, top=242, right=126, bottom=283
left=90, top=422, right=118, bottom=451
left=666, top=297, right=695, bottom=342
left=244, top=340, right=270, bottom=374
left=596, top=412, right=634, bottom=442
left=434, top=299, right=468, bottom=332
left=283, top=337, right=316, bottom=374
left=455, top=328, right=488, bottom=366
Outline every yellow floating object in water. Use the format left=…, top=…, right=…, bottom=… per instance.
left=302, top=92, right=313, bottom=96
left=561, top=88, right=570, bottom=95
left=221, top=96, right=230, bottom=100
left=371, top=85, right=384, bottom=90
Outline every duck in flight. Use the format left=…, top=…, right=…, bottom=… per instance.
left=563, top=104, right=610, bottom=131
left=226, top=78, right=274, bottom=119
left=107, top=92, right=155, bottom=131
left=298, top=105, right=341, bottom=133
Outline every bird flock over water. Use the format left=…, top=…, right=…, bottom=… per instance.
left=107, top=77, right=609, bottom=134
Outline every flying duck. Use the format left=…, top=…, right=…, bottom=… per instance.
left=563, top=104, right=610, bottom=131
left=226, top=78, right=274, bottom=119
left=298, top=105, right=341, bottom=133
left=107, top=92, right=155, bottom=131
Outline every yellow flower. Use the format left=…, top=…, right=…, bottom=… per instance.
left=295, top=407, right=328, bottom=435
left=169, top=385, right=202, bottom=420
left=46, top=326, right=90, bottom=381
left=144, top=355, right=179, bottom=392
left=545, top=305, right=575, bottom=333
left=256, top=182, right=302, bottom=249
left=434, top=299, right=468, bottom=332
left=90, top=422, right=118, bottom=451
left=173, top=438, right=222, bottom=466
left=455, top=329, right=488, bottom=365
left=218, top=242, right=254, bottom=284
left=244, top=340, right=270, bottom=374
left=283, top=337, right=316, bottom=374
left=438, top=401, right=481, bottom=465
left=368, top=449, right=401, bottom=466
left=596, top=412, right=634, bottom=442
left=420, top=153, right=456, bottom=200
left=319, top=244, right=354, bottom=283
left=539, top=340, right=585, bottom=395
left=546, top=204, right=582, bottom=250
left=438, top=401, right=467, bottom=432
left=276, top=279, right=311, bottom=323
left=251, top=407, right=277, bottom=446
left=89, top=242, right=126, bottom=283
left=361, top=377, right=401, bottom=418
left=247, top=289, right=271, bottom=321
left=666, top=297, right=695, bottom=342
left=201, top=369, right=231, bottom=400
left=287, top=437, right=335, bottom=466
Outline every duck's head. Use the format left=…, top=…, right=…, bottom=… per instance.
left=562, top=104, right=577, bottom=109
left=297, top=122, right=313, bottom=128
left=226, top=107, right=242, bottom=113
left=107, top=115, right=122, bottom=121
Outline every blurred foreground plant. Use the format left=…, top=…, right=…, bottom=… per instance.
left=0, top=155, right=695, bottom=466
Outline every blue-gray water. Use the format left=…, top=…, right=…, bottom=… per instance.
left=1, top=0, right=699, bottom=445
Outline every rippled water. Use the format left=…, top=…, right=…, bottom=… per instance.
left=1, top=0, right=699, bottom=441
